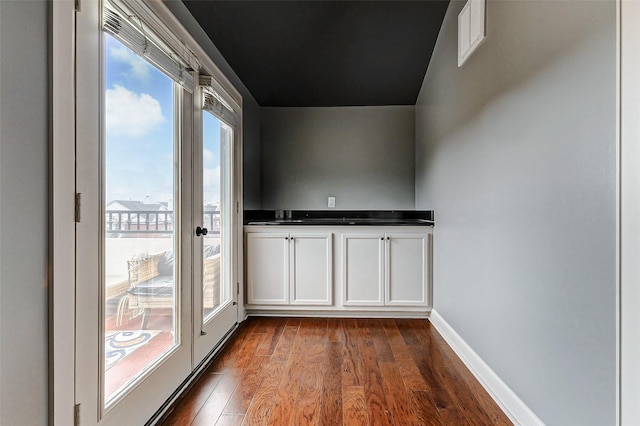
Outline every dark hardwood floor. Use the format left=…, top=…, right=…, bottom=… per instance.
left=161, top=317, right=512, bottom=426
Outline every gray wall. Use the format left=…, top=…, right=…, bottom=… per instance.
left=0, top=1, right=49, bottom=424
left=165, top=1, right=262, bottom=209
left=415, top=1, right=616, bottom=425
left=242, top=102, right=261, bottom=210
left=261, top=106, right=415, bottom=210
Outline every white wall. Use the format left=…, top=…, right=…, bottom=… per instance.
left=0, top=1, right=49, bottom=424
left=415, top=1, right=616, bottom=424
left=261, top=106, right=415, bottom=210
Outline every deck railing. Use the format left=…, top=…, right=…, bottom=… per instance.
left=106, top=210, right=220, bottom=236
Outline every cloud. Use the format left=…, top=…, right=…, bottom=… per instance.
left=204, top=166, right=220, bottom=204
left=110, top=46, right=151, bottom=81
left=106, top=85, right=165, bottom=137
left=203, top=148, right=215, bottom=165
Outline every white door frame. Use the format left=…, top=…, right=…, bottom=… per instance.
left=619, top=1, right=640, bottom=424
left=50, top=1, right=77, bottom=424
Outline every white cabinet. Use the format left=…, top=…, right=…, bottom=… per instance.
left=343, top=231, right=430, bottom=308
left=385, top=233, right=429, bottom=307
left=246, top=232, right=289, bottom=304
left=290, top=233, right=333, bottom=305
left=342, top=234, right=385, bottom=306
left=246, top=231, right=333, bottom=306
left=245, top=225, right=432, bottom=314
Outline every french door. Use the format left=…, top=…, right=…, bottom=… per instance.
left=74, top=1, right=239, bottom=424
left=192, top=96, right=240, bottom=363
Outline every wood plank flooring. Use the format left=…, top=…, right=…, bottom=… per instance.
left=161, top=317, right=512, bottom=426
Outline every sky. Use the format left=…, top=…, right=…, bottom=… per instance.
left=105, top=34, right=222, bottom=208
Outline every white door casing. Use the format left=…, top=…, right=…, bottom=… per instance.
left=620, top=1, right=640, bottom=424
left=51, top=0, right=77, bottom=423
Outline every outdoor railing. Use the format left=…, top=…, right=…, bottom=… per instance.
left=106, top=210, right=220, bottom=236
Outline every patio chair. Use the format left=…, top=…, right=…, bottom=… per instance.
left=116, top=245, right=221, bottom=328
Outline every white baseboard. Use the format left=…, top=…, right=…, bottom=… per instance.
left=429, top=310, right=544, bottom=426
left=245, top=308, right=430, bottom=319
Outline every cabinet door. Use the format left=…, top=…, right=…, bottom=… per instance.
left=290, top=233, right=333, bottom=305
left=342, top=234, right=384, bottom=306
left=386, top=233, right=429, bottom=306
left=246, top=232, right=289, bottom=304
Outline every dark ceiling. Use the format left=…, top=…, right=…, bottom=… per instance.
left=183, top=1, right=450, bottom=107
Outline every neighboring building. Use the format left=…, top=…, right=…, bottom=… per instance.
left=107, top=200, right=169, bottom=212
left=106, top=200, right=173, bottom=235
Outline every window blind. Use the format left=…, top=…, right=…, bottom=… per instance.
left=103, top=0, right=198, bottom=90
left=200, top=76, right=240, bottom=127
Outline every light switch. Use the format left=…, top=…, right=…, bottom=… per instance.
left=328, top=197, right=336, bottom=208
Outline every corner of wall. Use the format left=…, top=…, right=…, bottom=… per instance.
left=429, top=310, right=544, bottom=426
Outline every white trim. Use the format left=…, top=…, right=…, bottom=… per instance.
left=615, top=0, right=621, bottom=425
left=234, top=111, right=245, bottom=323
left=246, top=310, right=430, bottom=319
left=50, top=1, right=77, bottom=424
left=619, top=1, right=640, bottom=424
left=429, top=310, right=544, bottom=426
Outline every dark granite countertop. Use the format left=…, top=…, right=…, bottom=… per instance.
left=244, top=210, right=434, bottom=226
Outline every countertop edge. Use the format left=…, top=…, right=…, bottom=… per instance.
left=243, top=209, right=435, bottom=226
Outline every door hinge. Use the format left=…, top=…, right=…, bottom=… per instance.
left=74, top=193, right=82, bottom=223
left=74, top=403, right=81, bottom=426
left=237, top=282, right=240, bottom=295
left=74, top=0, right=81, bottom=12
left=236, top=201, right=239, bottom=214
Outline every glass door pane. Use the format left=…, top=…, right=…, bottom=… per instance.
left=202, top=113, right=233, bottom=321
left=103, top=34, right=178, bottom=404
